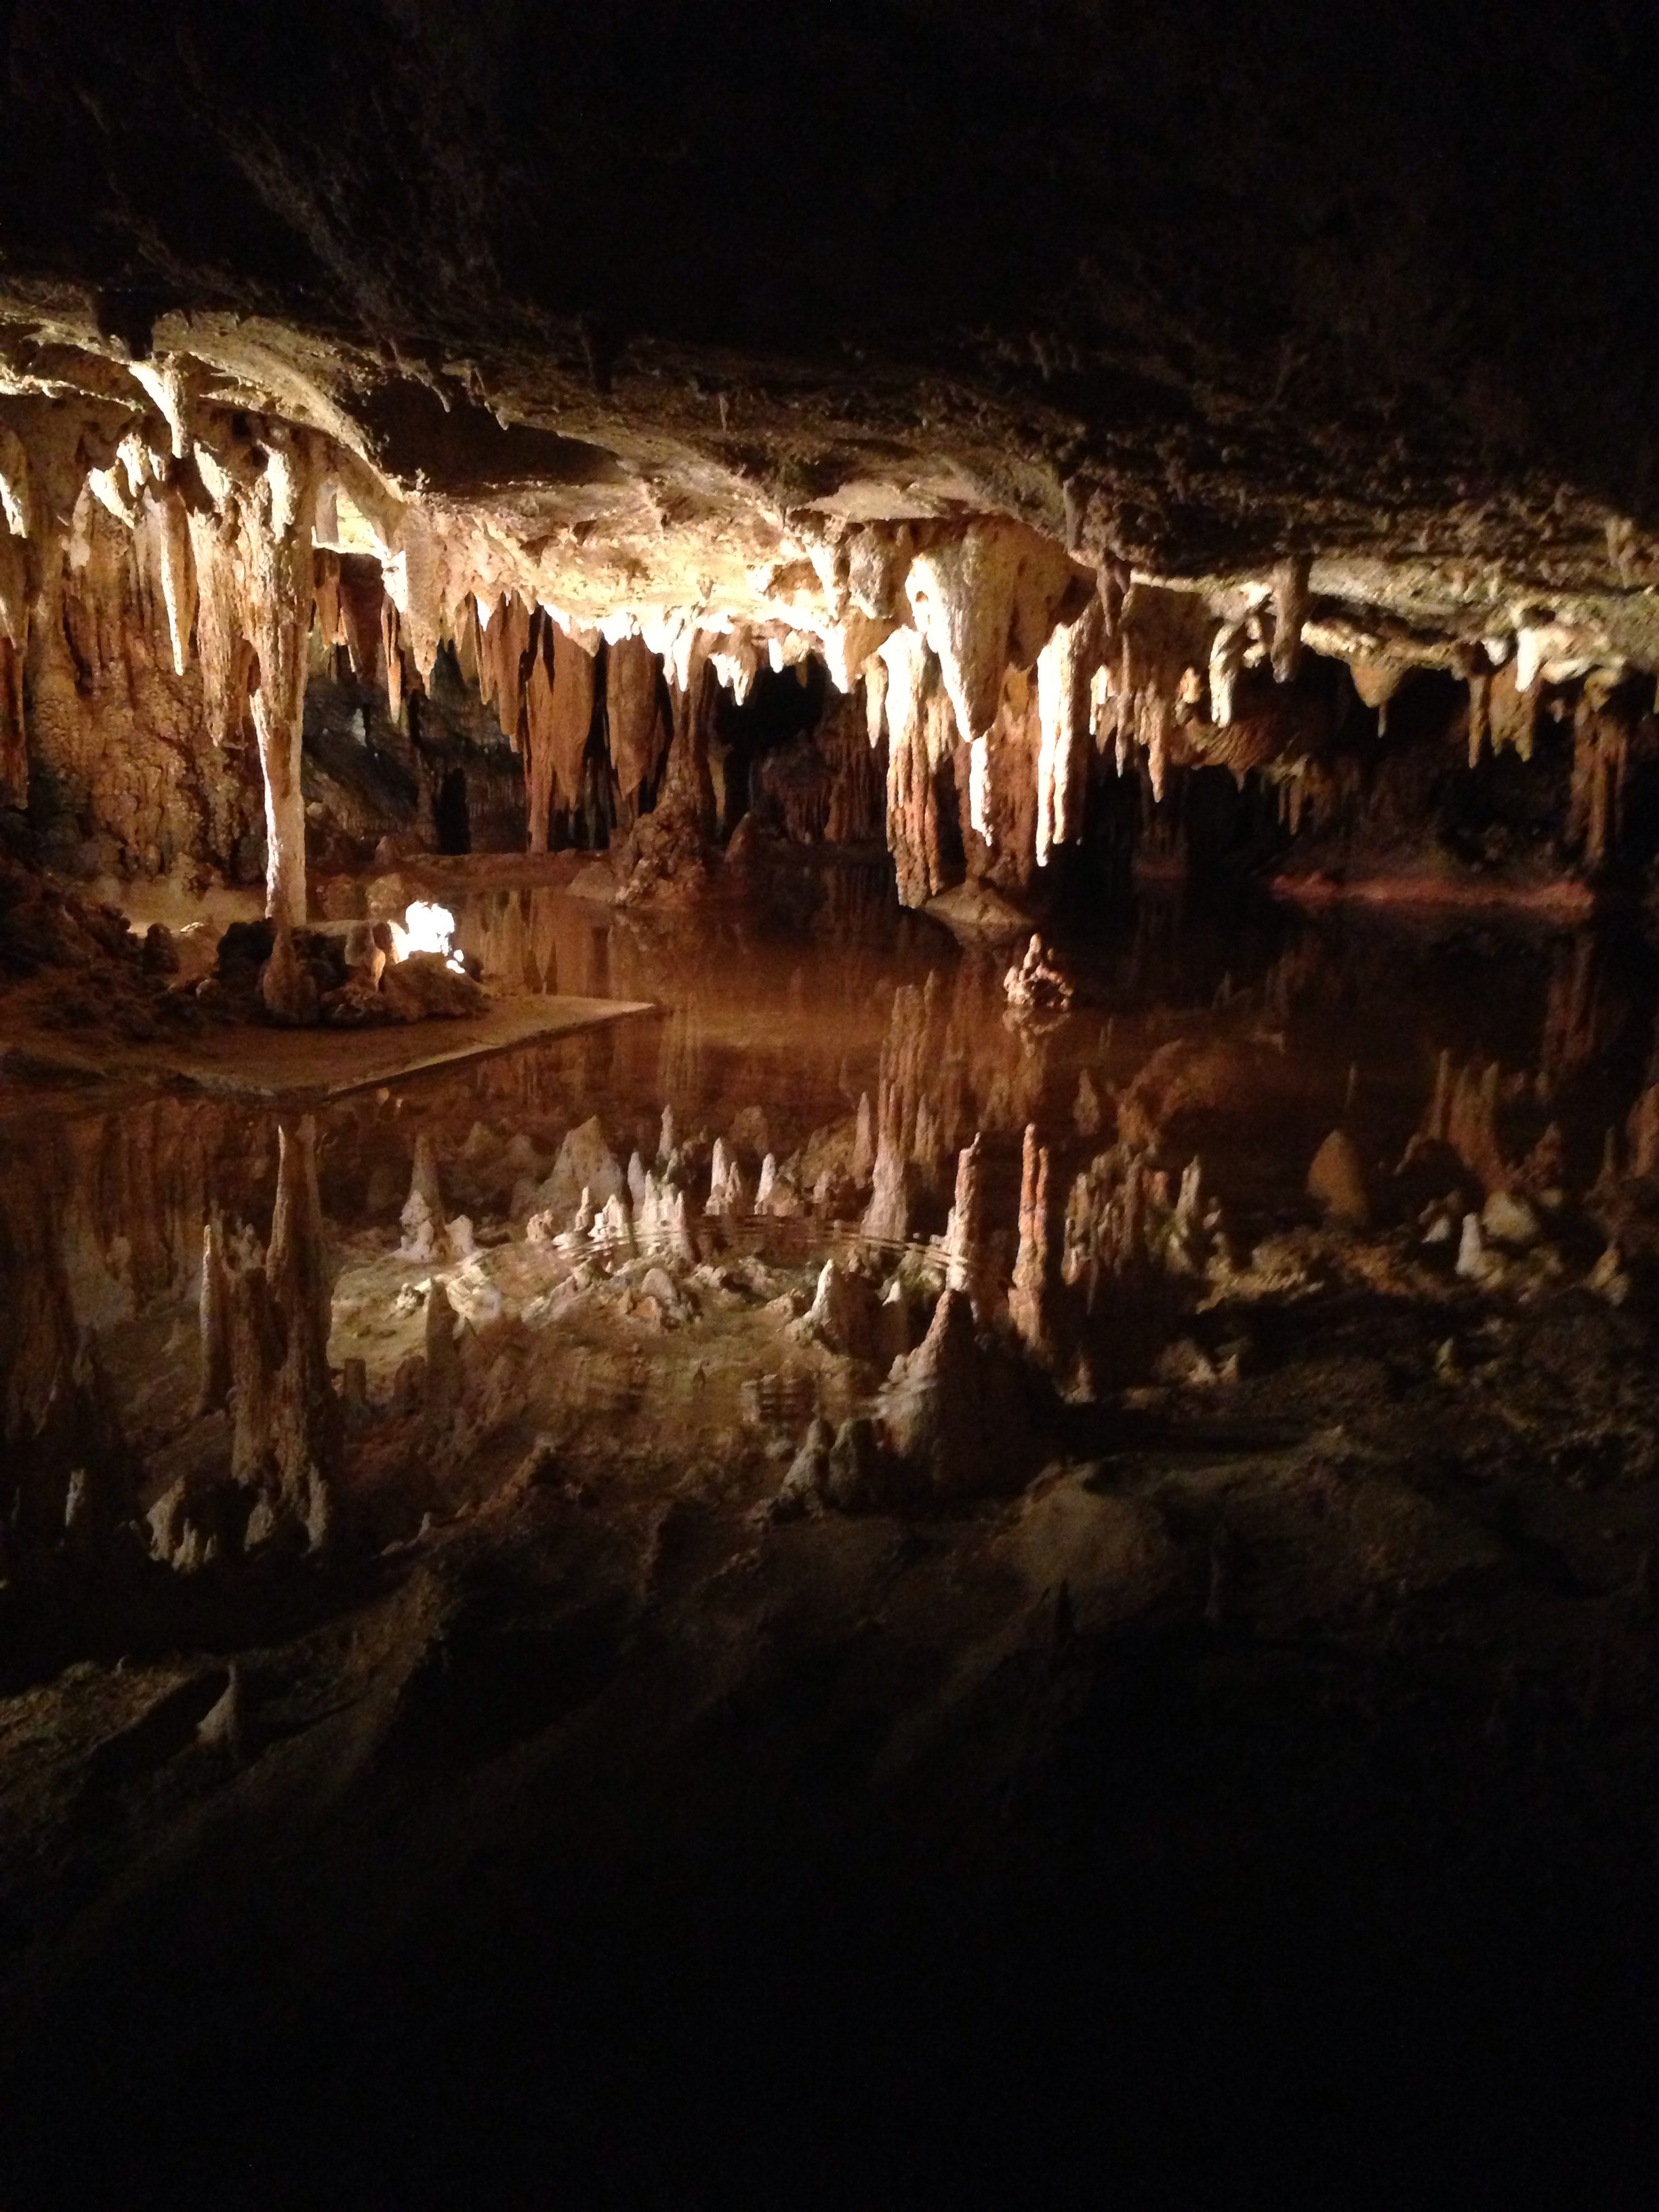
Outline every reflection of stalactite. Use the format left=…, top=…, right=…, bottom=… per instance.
left=228, top=1118, right=339, bottom=1540
left=1626, top=1084, right=1659, bottom=1179
left=752, top=686, right=885, bottom=844
left=1414, top=1051, right=1511, bottom=1191
left=1540, top=933, right=1610, bottom=1094
left=1570, top=690, right=1631, bottom=874
left=656, top=1002, right=708, bottom=1109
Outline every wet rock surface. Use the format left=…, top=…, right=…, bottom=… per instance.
left=1, top=866, right=1658, bottom=2200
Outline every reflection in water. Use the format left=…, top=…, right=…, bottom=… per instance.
left=3, top=861, right=1658, bottom=1542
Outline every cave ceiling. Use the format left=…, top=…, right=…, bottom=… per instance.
left=1, top=0, right=1658, bottom=687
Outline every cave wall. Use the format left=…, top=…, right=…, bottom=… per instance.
left=21, top=495, right=262, bottom=884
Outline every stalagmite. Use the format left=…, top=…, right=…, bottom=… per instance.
left=851, top=1092, right=876, bottom=1187
left=942, top=1136, right=996, bottom=1319
left=260, top=922, right=319, bottom=1027
left=1008, top=1124, right=1060, bottom=1363
left=862, top=1130, right=911, bottom=1248
left=1307, top=1129, right=1371, bottom=1227
left=705, top=1137, right=751, bottom=1216
left=596, top=1191, right=637, bottom=1257
left=874, top=1286, right=1031, bottom=1501
left=401, top=1134, right=445, bottom=1261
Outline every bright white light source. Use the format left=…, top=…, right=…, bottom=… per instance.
left=390, top=901, right=465, bottom=972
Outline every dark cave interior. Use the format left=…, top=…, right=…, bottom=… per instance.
left=5, top=7, right=1659, bottom=2208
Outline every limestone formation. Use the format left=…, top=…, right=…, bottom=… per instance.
left=400, top=1134, right=445, bottom=1262
left=1307, top=1130, right=1372, bottom=1228
left=875, top=1286, right=1031, bottom=1501
left=941, top=1137, right=996, bottom=1321
left=1008, top=1126, right=1061, bottom=1365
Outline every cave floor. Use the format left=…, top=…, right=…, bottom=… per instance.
left=0, top=986, right=655, bottom=1099
left=4, top=860, right=1659, bottom=2205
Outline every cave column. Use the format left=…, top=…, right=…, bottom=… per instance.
left=243, top=434, right=319, bottom=932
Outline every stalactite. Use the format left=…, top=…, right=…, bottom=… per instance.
left=523, top=614, right=596, bottom=849
left=1270, top=554, right=1311, bottom=683
left=607, top=633, right=667, bottom=802
left=1035, top=596, right=1103, bottom=866
left=185, top=504, right=252, bottom=749
left=1466, top=664, right=1491, bottom=769
left=878, top=626, right=947, bottom=906
left=1488, top=661, right=1536, bottom=762
left=1209, top=619, right=1249, bottom=729
left=845, top=522, right=916, bottom=622
left=335, top=555, right=384, bottom=680
left=453, top=590, right=480, bottom=688
left=655, top=634, right=716, bottom=836
left=904, top=519, right=1083, bottom=745
left=148, top=482, right=197, bottom=680
left=0, top=514, right=26, bottom=806
left=821, top=611, right=894, bottom=693
left=380, top=592, right=405, bottom=724
left=1114, top=584, right=1214, bottom=802
left=864, top=653, right=888, bottom=749
left=398, top=508, right=445, bottom=686
left=241, top=429, right=321, bottom=930
left=478, top=592, right=533, bottom=745
left=312, top=548, right=342, bottom=660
